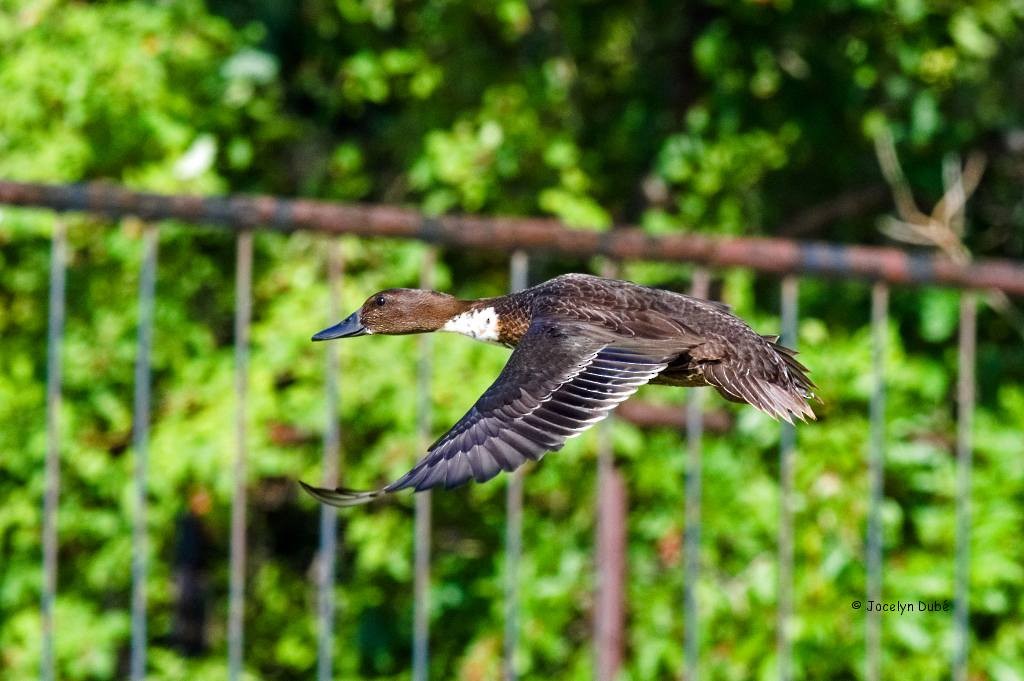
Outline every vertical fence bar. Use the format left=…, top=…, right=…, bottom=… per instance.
left=228, top=231, right=253, bottom=681
left=777, top=276, right=798, bottom=681
left=595, top=259, right=626, bottom=681
left=953, top=293, right=976, bottom=681
left=865, top=283, right=887, bottom=681
left=413, top=247, right=435, bottom=681
left=595, top=442, right=627, bottom=681
left=130, top=224, right=159, bottom=681
left=504, top=250, right=529, bottom=681
left=41, top=219, right=67, bottom=681
left=684, top=268, right=710, bottom=681
left=317, top=241, right=344, bottom=681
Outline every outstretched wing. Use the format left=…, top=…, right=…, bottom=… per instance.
left=302, top=321, right=675, bottom=507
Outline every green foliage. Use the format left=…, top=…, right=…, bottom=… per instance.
left=2, top=1, right=1024, bottom=680
left=0, top=0, right=286, bottom=192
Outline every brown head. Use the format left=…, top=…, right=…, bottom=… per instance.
left=312, top=288, right=467, bottom=340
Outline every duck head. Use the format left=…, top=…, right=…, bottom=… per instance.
left=312, top=289, right=466, bottom=340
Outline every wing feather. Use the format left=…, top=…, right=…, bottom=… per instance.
left=302, top=321, right=673, bottom=506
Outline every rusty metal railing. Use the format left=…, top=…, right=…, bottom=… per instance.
left=1, top=180, right=1022, bottom=294
left=4, top=178, right=1008, bottom=681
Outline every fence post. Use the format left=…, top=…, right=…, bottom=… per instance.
left=866, top=283, right=887, bottom=681
left=953, top=293, right=976, bottom=681
left=777, top=276, right=798, bottom=681
left=41, top=219, right=67, bottom=681
left=317, top=241, right=344, bottom=681
left=594, top=259, right=626, bottom=681
left=130, top=223, right=159, bottom=681
left=684, top=268, right=710, bottom=680
left=413, top=247, right=435, bottom=681
left=504, top=250, right=529, bottom=681
left=595, top=444, right=626, bottom=681
left=228, top=231, right=253, bottom=681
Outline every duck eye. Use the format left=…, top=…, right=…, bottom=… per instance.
left=375, top=295, right=386, bottom=307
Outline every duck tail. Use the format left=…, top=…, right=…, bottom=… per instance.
left=701, top=338, right=819, bottom=424
left=298, top=480, right=387, bottom=507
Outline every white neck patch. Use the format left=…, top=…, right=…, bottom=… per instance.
left=442, top=306, right=501, bottom=342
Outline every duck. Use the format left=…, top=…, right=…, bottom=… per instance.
left=301, top=273, right=817, bottom=507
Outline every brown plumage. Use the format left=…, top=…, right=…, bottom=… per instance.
left=302, top=273, right=817, bottom=507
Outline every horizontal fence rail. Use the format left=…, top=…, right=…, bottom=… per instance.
left=2, top=181, right=1023, bottom=294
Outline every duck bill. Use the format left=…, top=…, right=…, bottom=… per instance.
left=312, top=311, right=368, bottom=341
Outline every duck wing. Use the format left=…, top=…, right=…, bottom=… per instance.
left=301, top=320, right=676, bottom=507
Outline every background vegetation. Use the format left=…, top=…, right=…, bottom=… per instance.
left=2, top=0, right=1023, bottom=678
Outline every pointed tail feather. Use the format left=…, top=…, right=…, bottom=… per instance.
left=299, top=480, right=388, bottom=507
left=703, top=339, right=820, bottom=424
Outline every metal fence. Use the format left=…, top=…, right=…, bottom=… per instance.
left=2, top=179, right=1020, bottom=680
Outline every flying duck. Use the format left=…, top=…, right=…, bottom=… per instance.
left=301, top=273, right=816, bottom=507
